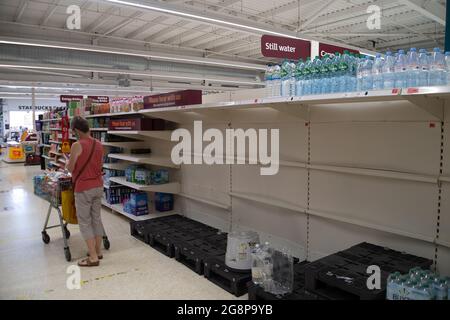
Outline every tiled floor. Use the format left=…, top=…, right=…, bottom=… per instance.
left=0, top=162, right=243, bottom=300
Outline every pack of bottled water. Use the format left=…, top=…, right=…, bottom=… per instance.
left=264, top=47, right=450, bottom=98
left=386, top=267, right=449, bottom=300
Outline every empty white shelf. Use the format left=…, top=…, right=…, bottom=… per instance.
left=109, top=176, right=180, bottom=194
left=108, top=153, right=180, bottom=169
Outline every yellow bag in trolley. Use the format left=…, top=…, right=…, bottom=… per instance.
left=61, top=190, right=78, bottom=225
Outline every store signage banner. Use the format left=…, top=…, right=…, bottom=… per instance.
left=61, top=116, right=70, bottom=154
left=143, top=90, right=202, bottom=109
left=60, top=95, right=83, bottom=103
left=261, top=35, right=310, bottom=60
left=319, top=43, right=359, bottom=57
left=88, top=96, right=109, bottom=103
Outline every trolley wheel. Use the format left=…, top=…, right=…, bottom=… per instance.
left=64, top=247, right=71, bottom=262
left=42, top=231, right=50, bottom=244
left=103, top=237, right=110, bottom=250
left=64, top=227, right=70, bottom=239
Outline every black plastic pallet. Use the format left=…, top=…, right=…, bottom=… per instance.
left=174, top=239, right=226, bottom=275
left=337, top=242, right=433, bottom=274
left=130, top=219, right=173, bottom=244
left=149, top=228, right=197, bottom=258
left=304, top=254, right=389, bottom=300
left=204, top=256, right=252, bottom=297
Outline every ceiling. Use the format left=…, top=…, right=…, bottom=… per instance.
left=0, top=0, right=446, bottom=98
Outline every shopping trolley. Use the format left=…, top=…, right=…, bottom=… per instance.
left=34, top=174, right=110, bottom=262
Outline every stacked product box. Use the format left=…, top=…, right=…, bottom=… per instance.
left=103, top=169, right=125, bottom=187
left=125, top=165, right=169, bottom=185
left=124, top=192, right=149, bottom=216
left=88, top=117, right=110, bottom=129
left=155, top=193, right=174, bottom=212
left=104, top=186, right=136, bottom=205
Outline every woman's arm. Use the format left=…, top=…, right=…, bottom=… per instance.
left=65, top=142, right=82, bottom=173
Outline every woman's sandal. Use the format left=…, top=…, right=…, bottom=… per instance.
left=87, top=253, right=103, bottom=259
left=78, top=257, right=100, bottom=267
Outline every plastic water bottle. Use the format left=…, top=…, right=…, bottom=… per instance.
left=407, top=48, right=420, bottom=88
left=251, top=244, right=264, bottom=285
left=342, top=51, right=354, bottom=92
left=303, top=58, right=312, bottom=95
left=372, top=54, right=384, bottom=90
left=311, top=56, right=322, bottom=95
left=289, top=61, right=297, bottom=96
left=386, top=272, right=401, bottom=300
left=418, top=49, right=430, bottom=87
left=265, top=65, right=273, bottom=97
left=356, top=55, right=364, bottom=91
left=272, top=64, right=281, bottom=97
left=382, top=51, right=396, bottom=89
left=338, top=52, right=349, bottom=92
left=361, top=57, right=374, bottom=91
left=394, top=49, right=408, bottom=88
left=429, top=47, right=446, bottom=86
left=321, top=55, right=332, bottom=94
left=281, top=60, right=290, bottom=97
left=348, top=53, right=358, bottom=92
left=445, top=52, right=450, bottom=85
left=329, top=53, right=340, bottom=93
left=295, top=59, right=304, bottom=96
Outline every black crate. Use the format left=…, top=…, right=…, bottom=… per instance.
left=203, top=233, right=228, bottom=249
left=338, top=242, right=433, bottom=274
left=304, top=254, right=389, bottom=300
left=130, top=219, right=172, bottom=244
left=174, top=239, right=226, bottom=275
left=149, top=228, right=197, bottom=258
left=204, top=256, right=252, bottom=297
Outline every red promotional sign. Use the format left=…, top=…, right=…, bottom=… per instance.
left=319, top=43, right=359, bottom=58
left=60, top=95, right=83, bottom=103
left=261, top=35, right=310, bottom=60
left=143, top=90, right=202, bottom=109
left=88, top=96, right=109, bottom=103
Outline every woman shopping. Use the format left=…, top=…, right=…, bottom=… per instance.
left=65, top=116, right=105, bottom=267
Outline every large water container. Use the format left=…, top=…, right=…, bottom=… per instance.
left=394, top=49, right=408, bottom=88
left=372, top=54, right=384, bottom=90
left=382, top=51, right=396, bottom=89
left=407, top=48, right=420, bottom=88
left=225, top=231, right=260, bottom=270
left=429, top=47, right=446, bottom=86
left=418, top=49, right=430, bottom=87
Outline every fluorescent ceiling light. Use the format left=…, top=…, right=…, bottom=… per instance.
left=0, top=63, right=262, bottom=86
left=105, top=0, right=307, bottom=41
left=0, top=39, right=265, bottom=71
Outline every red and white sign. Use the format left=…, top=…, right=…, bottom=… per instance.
left=88, top=96, right=109, bottom=103
left=60, top=95, right=83, bottom=103
left=261, top=35, right=310, bottom=60
left=319, top=43, right=359, bottom=58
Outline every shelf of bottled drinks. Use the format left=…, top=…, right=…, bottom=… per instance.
left=265, top=48, right=450, bottom=98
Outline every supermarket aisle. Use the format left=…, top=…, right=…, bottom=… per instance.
left=0, top=162, right=241, bottom=300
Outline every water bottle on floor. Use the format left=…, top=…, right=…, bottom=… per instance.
left=394, top=49, right=408, bottom=88
left=382, top=51, right=396, bottom=89
left=272, top=64, right=281, bottom=97
left=372, top=54, right=384, bottom=90
left=407, top=48, right=420, bottom=88
left=429, top=47, right=446, bottom=86
left=418, top=49, right=430, bottom=87
left=265, top=65, right=273, bottom=97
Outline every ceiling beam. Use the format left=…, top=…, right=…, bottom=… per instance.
left=298, top=0, right=334, bottom=31
left=102, top=11, right=144, bottom=36
left=14, top=0, right=29, bottom=22
left=162, top=24, right=206, bottom=44
left=85, top=6, right=118, bottom=33
left=39, top=0, right=61, bottom=26
left=397, top=0, right=446, bottom=26
left=124, top=16, right=167, bottom=39
left=144, top=20, right=191, bottom=42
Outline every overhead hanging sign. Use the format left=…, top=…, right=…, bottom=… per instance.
left=60, top=95, right=83, bottom=103
left=319, top=43, right=359, bottom=58
left=88, top=96, right=109, bottom=103
left=261, top=35, right=310, bottom=60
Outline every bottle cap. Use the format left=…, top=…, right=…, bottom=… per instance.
left=434, top=47, right=440, bottom=52
left=386, top=51, right=392, bottom=55
left=398, top=49, right=405, bottom=54
left=410, top=47, right=417, bottom=52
